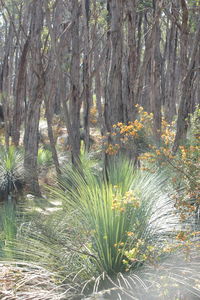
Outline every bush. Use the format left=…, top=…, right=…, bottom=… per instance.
left=37, top=147, right=53, bottom=169
left=54, top=157, right=177, bottom=275
left=0, top=146, right=24, bottom=202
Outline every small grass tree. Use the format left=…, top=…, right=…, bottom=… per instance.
left=55, top=156, right=177, bottom=274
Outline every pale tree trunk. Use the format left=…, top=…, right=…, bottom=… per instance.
left=94, top=39, right=105, bottom=134
left=9, top=2, right=30, bottom=146
left=104, top=0, right=123, bottom=132
left=82, top=0, right=91, bottom=151
left=150, top=0, right=163, bottom=142
left=180, top=0, right=189, bottom=81
left=0, top=20, right=14, bottom=149
left=52, top=0, right=81, bottom=164
left=24, top=0, right=44, bottom=196
left=137, top=13, right=151, bottom=112
left=44, top=0, right=81, bottom=164
left=173, top=18, right=200, bottom=152
left=12, top=38, right=29, bottom=146
left=125, top=0, right=138, bottom=122
left=92, top=2, right=105, bottom=134
left=44, top=57, right=61, bottom=176
left=164, top=17, right=178, bottom=121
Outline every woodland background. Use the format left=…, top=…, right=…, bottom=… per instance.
left=0, top=1, right=200, bottom=299
left=0, top=0, right=199, bottom=195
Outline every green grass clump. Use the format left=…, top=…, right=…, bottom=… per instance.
left=37, top=148, right=53, bottom=168
left=0, top=146, right=24, bottom=202
left=55, top=156, right=176, bottom=275
left=0, top=201, right=17, bottom=258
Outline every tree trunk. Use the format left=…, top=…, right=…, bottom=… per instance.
left=82, top=0, right=91, bottom=151
left=150, top=0, right=163, bottom=142
left=70, top=0, right=81, bottom=163
left=12, top=38, right=29, bottom=146
left=104, top=0, right=123, bottom=132
left=173, top=18, right=200, bottom=152
left=24, top=0, right=44, bottom=196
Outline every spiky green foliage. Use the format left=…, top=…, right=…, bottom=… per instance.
left=37, top=147, right=53, bottom=168
left=1, top=207, right=98, bottom=297
left=54, top=157, right=177, bottom=275
left=0, top=146, right=24, bottom=202
left=0, top=201, right=17, bottom=258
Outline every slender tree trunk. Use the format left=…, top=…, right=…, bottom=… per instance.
left=44, top=95, right=61, bottom=176
left=164, top=19, right=178, bottom=121
left=12, top=38, right=29, bottom=146
left=24, top=0, right=44, bottom=196
left=82, top=0, right=91, bottom=151
left=173, top=18, right=200, bottom=152
left=104, top=0, right=123, bottom=132
left=125, top=0, right=138, bottom=122
left=70, top=0, right=81, bottom=163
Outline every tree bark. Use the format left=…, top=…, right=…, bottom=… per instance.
left=24, top=0, right=44, bottom=196
left=82, top=0, right=91, bottom=151
left=104, top=0, right=123, bottom=132
left=173, top=18, right=200, bottom=152
left=12, top=38, right=29, bottom=146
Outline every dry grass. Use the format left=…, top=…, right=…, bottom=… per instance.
left=0, top=262, right=68, bottom=300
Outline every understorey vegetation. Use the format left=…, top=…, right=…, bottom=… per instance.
left=0, top=107, right=199, bottom=299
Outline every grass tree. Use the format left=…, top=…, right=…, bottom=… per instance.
left=0, top=146, right=24, bottom=203
left=54, top=156, right=177, bottom=275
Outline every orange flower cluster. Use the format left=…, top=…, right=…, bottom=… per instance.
left=105, top=143, right=120, bottom=155
left=89, top=106, right=98, bottom=125
left=113, top=120, right=143, bottom=137
left=105, top=104, right=154, bottom=156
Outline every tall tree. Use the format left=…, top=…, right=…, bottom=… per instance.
left=104, top=0, right=124, bottom=132
left=173, top=18, right=200, bottom=151
left=23, top=0, right=44, bottom=195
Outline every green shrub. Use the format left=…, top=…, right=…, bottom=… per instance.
left=0, top=146, right=24, bottom=202
left=55, top=157, right=176, bottom=275
left=37, top=148, right=53, bottom=168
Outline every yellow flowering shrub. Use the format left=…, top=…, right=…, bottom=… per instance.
left=105, top=105, right=200, bottom=223
left=105, top=105, right=153, bottom=155
left=138, top=107, right=200, bottom=223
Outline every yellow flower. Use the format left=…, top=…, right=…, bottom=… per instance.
left=122, top=259, right=129, bottom=264
left=156, top=150, right=161, bottom=155
left=127, top=231, right=134, bottom=237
